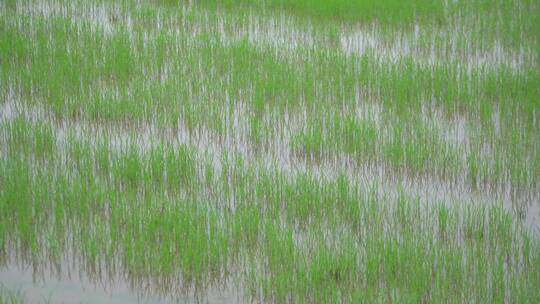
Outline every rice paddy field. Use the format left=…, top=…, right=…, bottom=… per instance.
left=1, top=0, right=539, bottom=303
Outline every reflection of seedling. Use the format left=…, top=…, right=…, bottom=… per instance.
left=0, top=284, right=24, bottom=304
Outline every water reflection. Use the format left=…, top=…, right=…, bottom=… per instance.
left=0, top=262, right=239, bottom=304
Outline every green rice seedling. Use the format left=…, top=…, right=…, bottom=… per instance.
left=2, top=117, right=56, bottom=159
left=0, top=285, right=24, bottom=304
left=437, top=203, right=449, bottom=239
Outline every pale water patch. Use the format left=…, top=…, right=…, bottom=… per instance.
left=217, top=13, right=316, bottom=52
left=340, top=25, right=534, bottom=71
left=0, top=264, right=238, bottom=304
left=0, top=90, right=48, bottom=123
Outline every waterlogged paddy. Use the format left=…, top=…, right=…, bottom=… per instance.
left=1, top=0, right=539, bottom=303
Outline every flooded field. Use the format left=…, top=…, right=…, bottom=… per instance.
left=1, top=0, right=539, bottom=303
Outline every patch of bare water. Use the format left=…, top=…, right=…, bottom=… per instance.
left=0, top=263, right=238, bottom=304
left=340, top=24, right=534, bottom=71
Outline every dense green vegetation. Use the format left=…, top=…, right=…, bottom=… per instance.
left=1, top=0, right=539, bottom=302
left=199, top=0, right=445, bottom=24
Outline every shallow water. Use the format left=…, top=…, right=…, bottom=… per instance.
left=0, top=264, right=238, bottom=304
